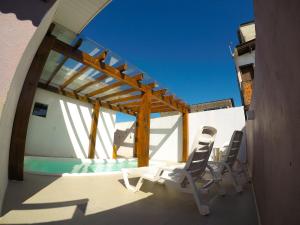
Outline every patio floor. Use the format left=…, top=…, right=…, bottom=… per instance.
left=1, top=173, right=259, bottom=225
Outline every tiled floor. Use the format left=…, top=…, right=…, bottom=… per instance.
left=0, top=173, right=259, bottom=225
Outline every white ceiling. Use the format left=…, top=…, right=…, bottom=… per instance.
left=53, top=0, right=111, bottom=34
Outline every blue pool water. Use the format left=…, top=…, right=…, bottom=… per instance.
left=24, top=156, right=138, bottom=175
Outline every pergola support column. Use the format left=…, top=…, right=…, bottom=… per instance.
left=9, top=34, right=56, bottom=180
left=182, top=110, right=189, bottom=162
left=133, top=121, right=138, bottom=158
left=135, top=91, right=151, bottom=167
left=88, top=101, right=100, bottom=159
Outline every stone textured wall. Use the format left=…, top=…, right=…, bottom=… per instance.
left=250, top=0, right=300, bottom=224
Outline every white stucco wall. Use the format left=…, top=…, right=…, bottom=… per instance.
left=116, top=115, right=182, bottom=162
left=25, top=88, right=116, bottom=159
left=116, top=106, right=246, bottom=162
left=234, top=51, right=255, bottom=86
left=188, top=107, right=246, bottom=161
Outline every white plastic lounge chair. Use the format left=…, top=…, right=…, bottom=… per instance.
left=208, top=130, right=246, bottom=193
left=122, top=126, right=217, bottom=215
left=122, top=166, right=167, bottom=192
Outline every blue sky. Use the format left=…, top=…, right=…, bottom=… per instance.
left=82, top=0, right=254, bottom=121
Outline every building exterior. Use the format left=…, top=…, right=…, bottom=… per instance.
left=189, top=98, right=234, bottom=112
left=160, top=98, right=234, bottom=116
left=233, top=21, right=255, bottom=111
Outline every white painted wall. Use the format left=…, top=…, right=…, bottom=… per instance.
left=234, top=51, right=255, bottom=68
left=234, top=51, right=255, bottom=86
left=188, top=107, right=246, bottom=162
left=116, top=106, right=246, bottom=162
left=116, top=115, right=182, bottom=162
left=25, top=88, right=116, bottom=159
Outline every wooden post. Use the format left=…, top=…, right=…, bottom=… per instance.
left=135, top=91, right=151, bottom=167
left=133, top=120, right=138, bottom=158
left=182, top=109, right=189, bottom=162
left=88, top=101, right=100, bottom=159
left=9, top=34, right=56, bottom=180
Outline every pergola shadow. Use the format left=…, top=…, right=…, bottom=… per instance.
left=1, top=174, right=259, bottom=225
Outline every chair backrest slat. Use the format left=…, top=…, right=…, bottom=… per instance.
left=224, top=130, right=243, bottom=168
left=184, top=126, right=217, bottom=183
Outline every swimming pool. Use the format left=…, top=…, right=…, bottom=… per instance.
left=24, top=156, right=139, bottom=176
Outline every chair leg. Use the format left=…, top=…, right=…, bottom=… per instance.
left=185, top=172, right=210, bottom=215
left=206, top=164, right=225, bottom=195
left=241, top=164, right=251, bottom=183
left=122, top=169, right=143, bottom=192
left=225, top=164, right=242, bottom=193
left=216, top=181, right=226, bottom=196
left=135, top=177, right=145, bottom=192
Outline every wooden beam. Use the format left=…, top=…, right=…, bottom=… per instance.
left=87, top=81, right=124, bottom=97
left=60, top=65, right=90, bottom=89
left=151, top=108, right=174, bottom=113
left=46, top=39, right=82, bottom=86
left=135, top=91, right=151, bottom=167
left=182, top=109, right=189, bottom=162
left=38, top=83, right=136, bottom=116
left=152, top=89, right=167, bottom=96
left=116, top=64, right=128, bottom=72
left=146, top=82, right=157, bottom=89
left=120, top=101, right=141, bottom=108
left=74, top=74, right=108, bottom=93
left=75, top=66, right=136, bottom=94
left=9, top=34, right=56, bottom=180
left=52, top=38, right=147, bottom=91
left=60, top=50, right=107, bottom=90
left=98, top=88, right=138, bottom=101
left=107, top=94, right=141, bottom=104
left=97, top=100, right=136, bottom=116
left=87, top=73, right=143, bottom=97
left=88, top=101, right=100, bottom=158
left=151, top=102, right=166, bottom=108
left=151, top=89, right=185, bottom=112
left=51, top=37, right=186, bottom=112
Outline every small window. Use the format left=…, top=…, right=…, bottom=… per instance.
left=32, top=102, right=48, bottom=118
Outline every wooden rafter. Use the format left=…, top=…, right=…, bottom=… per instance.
left=106, top=94, right=141, bottom=104
left=46, top=39, right=82, bottom=86
left=87, top=81, right=124, bottom=97
left=51, top=36, right=188, bottom=113
left=74, top=74, right=108, bottom=93
left=116, top=64, right=128, bottom=72
left=98, top=88, right=138, bottom=101
left=60, top=50, right=107, bottom=90
left=117, top=89, right=167, bottom=111
left=87, top=73, right=143, bottom=97
left=38, top=83, right=136, bottom=116
left=119, top=101, right=141, bottom=108
left=152, top=89, right=167, bottom=96
left=151, top=102, right=166, bottom=107
left=151, top=108, right=174, bottom=113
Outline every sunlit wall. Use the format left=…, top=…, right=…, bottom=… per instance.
left=25, top=88, right=116, bottom=159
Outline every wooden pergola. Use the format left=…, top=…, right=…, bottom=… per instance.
left=9, top=25, right=190, bottom=180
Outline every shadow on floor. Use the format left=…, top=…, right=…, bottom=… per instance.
left=0, top=173, right=259, bottom=225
